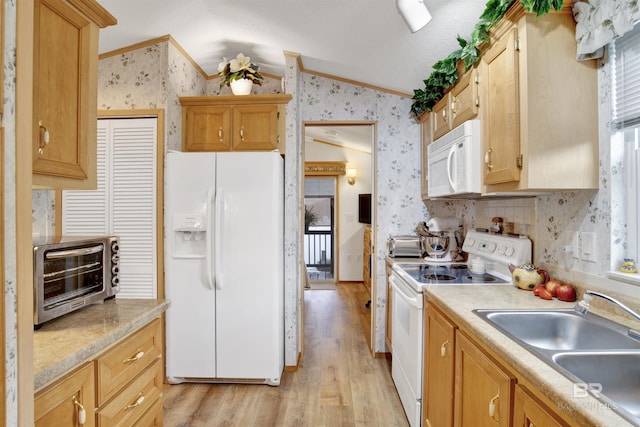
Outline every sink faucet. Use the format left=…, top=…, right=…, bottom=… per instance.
left=575, top=291, right=640, bottom=340
left=575, top=290, right=640, bottom=320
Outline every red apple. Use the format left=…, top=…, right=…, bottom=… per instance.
left=545, top=279, right=562, bottom=296
left=539, top=288, right=553, bottom=300
left=533, top=285, right=545, bottom=296
left=557, top=284, right=577, bottom=302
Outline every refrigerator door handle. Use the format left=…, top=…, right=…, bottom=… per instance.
left=214, top=188, right=224, bottom=290
left=205, top=187, right=215, bottom=290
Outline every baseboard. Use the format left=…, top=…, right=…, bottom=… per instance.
left=284, top=351, right=303, bottom=372
left=374, top=351, right=391, bottom=359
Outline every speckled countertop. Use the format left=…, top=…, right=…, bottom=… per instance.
left=424, top=285, right=638, bottom=427
left=33, top=298, right=170, bottom=392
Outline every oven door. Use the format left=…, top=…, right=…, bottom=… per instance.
left=390, top=271, right=423, bottom=427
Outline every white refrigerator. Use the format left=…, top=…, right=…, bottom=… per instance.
left=164, top=151, right=284, bottom=386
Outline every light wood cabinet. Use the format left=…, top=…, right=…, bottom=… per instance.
left=513, top=384, right=569, bottom=427
left=422, top=303, right=456, bottom=427
left=180, top=94, right=292, bottom=153
left=363, top=225, right=372, bottom=294
left=478, top=4, right=598, bottom=191
left=431, top=68, right=479, bottom=141
left=454, top=330, right=516, bottom=427
left=35, top=363, right=96, bottom=427
left=31, top=0, right=116, bottom=189
left=35, top=318, right=163, bottom=427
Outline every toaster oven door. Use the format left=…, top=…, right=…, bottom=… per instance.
left=38, top=243, right=106, bottom=313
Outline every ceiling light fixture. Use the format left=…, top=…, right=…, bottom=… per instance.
left=397, top=0, right=432, bottom=33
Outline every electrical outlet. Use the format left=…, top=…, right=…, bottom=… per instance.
left=572, top=232, right=581, bottom=259
left=581, top=232, right=597, bottom=262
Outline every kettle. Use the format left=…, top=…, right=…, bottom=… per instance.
left=508, top=263, right=550, bottom=290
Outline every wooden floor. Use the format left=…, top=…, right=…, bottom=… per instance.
left=162, top=282, right=409, bottom=426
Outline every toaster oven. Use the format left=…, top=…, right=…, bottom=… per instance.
left=387, top=235, right=424, bottom=258
left=33, top=235, right=120, bottom=327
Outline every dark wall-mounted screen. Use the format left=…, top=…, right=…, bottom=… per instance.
left=358, top=193, right=371, bottom=224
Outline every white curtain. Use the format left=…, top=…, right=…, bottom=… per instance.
left=573, top=0, right=640, bottom=60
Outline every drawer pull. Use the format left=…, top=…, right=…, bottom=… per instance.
left=218, top=126, right=223, bottom=142
left=485, top=147, right=494, bottom=171
left=123, top=350, right=144, bottom=364
left=440, top=340, right=449, bottom=357
left=124, top=392, right=145, bottom=411
left=489, top=390, right=500, bottom=422
left=72, top=395, right=86, bottom=425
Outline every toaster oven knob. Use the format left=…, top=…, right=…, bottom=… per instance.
left=111, top=242, right=119, bottom=252
left=111, top=254, right=120, bottom=264
left=112, top=276, right=120, bottom=286
left=112, top=265, right=119, bottom=275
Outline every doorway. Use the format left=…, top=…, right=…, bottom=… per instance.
left=304, top=178, right=337, bottom=283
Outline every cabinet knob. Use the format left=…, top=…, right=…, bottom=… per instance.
left=489, top=390, right=500, bottom=421
left=485, top=148, right=494, bottom=171
left=38, top=120, right=50, bottom=155
left=72, top=395, right=86, bottom=425
left=218, top=126, right=223, bottom=143
left=124, top=392, right=145, bottom=411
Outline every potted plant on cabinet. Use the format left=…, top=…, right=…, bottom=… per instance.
left=218, top=53, right=264, bottom=95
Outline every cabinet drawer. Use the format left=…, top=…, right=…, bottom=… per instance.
left=133, top=396, right=163, bottom=426
left=97, top=358, right=163, bottom=427
left=96, top=319, right=162, bottom=405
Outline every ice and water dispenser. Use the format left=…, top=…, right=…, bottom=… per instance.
left=172, top=214, right=206, bottom=258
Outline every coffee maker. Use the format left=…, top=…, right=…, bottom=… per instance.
left=417, top=217, right=463, bottom=262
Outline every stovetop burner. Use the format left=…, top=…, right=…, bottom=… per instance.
left=394, top=263, right=510, bottom=285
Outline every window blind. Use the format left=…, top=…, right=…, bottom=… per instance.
left=613, top=22, right=640, bottom=129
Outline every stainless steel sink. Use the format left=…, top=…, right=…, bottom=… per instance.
left=475, top=309, right=640, bottom=350
left=553, top=351, right=640, bottom=421
left=474, top=309, right=640, bottom=425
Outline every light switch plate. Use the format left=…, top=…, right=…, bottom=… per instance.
left=581, top=232, right=597, bottom=262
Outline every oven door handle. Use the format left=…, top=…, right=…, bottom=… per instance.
left=45, top=245, right=103, bottom=259
left=390, top=274, right=422, bottom=309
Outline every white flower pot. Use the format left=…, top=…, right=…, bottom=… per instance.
left=230, top=78, right=253, bottom=95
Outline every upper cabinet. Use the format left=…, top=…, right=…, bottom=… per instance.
left=180, top=95, right=292, bottom=154
left=31, top=0, right=116, bottom=189
left=432, top=69, right=479, bottom=141
left=479, top=3, right=598, bottom=192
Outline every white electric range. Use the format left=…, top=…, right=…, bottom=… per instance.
left=389, top=231, right=532, bottom=427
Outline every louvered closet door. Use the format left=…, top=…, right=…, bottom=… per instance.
left=63, top=118, right=158, bottom=298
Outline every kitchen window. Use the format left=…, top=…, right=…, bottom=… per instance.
left=611, top=21, right=640, bottom=284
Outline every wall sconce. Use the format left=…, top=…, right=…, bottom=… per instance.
left=346, top=168, right=357, bottom=185
left=396, top=0, right=432, bottom=33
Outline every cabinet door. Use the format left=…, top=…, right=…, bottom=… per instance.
left=513, top=385, right=569, bottom=427
left=432, top=94, right=452, bottom=140
left=450, top=68, right=479, bottom=128
left=480, top=27, right=521, bottom=185
left=231, top=105, right=279, bottom=151
left=182, top=106, right=232, bottom=151
left=454, top=331, right=515, bottom=427
left=423, top=303, right=456, bottom=427
left=33, top=0, right=98, bottom=188
left=35, top=363, right=96, bottom=427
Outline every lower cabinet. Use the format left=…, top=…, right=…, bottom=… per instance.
left=454, top=331, right=515, bottom=427
left=423, top=299, right=575, bottom=427
left=513, top=384, right=570, bottom=427
left=35, top=363, right=96, bottom=427
left=35, top=318, right=163, bottom=426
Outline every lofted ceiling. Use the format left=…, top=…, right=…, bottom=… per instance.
left=97, top=0, right=489, bottom=96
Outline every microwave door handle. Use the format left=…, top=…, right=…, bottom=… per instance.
left=446, top=143, right=457, bottom=192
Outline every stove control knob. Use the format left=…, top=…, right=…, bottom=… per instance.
left=496, top=245, right=506, bottom=255
left=483, top=242, right=496, bottom=253
left=504, top=247, right=515, bottom=257
left=466, top=238, right=476, bottom=247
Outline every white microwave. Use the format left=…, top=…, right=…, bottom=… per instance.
left=427, top=120, right=482, bottom=197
